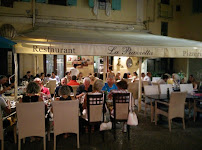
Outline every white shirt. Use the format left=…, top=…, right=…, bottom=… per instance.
left=0, top=97, right=8, bottom=113
left=70, top=67, right=79, bottom=77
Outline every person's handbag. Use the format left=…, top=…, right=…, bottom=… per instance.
left=127, top=93, right=138, bottom=126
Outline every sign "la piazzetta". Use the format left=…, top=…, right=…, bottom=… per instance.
left=107, top=46, right=154, bottom=56
left=33, top=45, right=75, bottom=54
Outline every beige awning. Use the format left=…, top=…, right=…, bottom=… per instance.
left=15, top=27, right=202, bottom=58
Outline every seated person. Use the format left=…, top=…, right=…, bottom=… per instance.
left=55, top=78, right=73, bottom=98
left=67, top=75, right=80, bottom=86
left=23, top=71, right=34, bottom=82
left=157, top=74, right=169, bottom=84
left=56, top=85, right=72, bottom=101
left=0, top=75, right=13, bottom=95
left=34, top=78, right=51, bottom=99
left=20, top=82, right=43, bottom=103
left=187, top=75, right=198, bottom=90
left=101, top=76, right=118, bottom=92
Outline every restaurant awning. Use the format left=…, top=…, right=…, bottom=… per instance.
left=0, top=36, right=16, bottom=48
left=15, top=27, right=202, bottom=58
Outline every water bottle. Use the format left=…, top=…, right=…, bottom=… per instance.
left=167, top=88, right=170, bottom=99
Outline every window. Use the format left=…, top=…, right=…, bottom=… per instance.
left=176, top=5, right=181, bottom=12
left=56, top=55, right=64, bottom=79
left=1, top=0, right=18, bottom=8
left=161, top=0, right=170, bottom=5
left=161, top=22, right=168, bottom=36
left=48, top=0, right=77, bottom=6
left=193, top=0, right=202, bottom=13
left=46, top=55, right=54, bottom=74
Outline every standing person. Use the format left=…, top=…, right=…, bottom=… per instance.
left=54, top=78, right=73, bottom=98
left=67, top=75, right=80, bottom=86
left=51, top=72, right=60, bottom=84
left=70, top=64, right=79, bottom=77
left=101, top=76, right=118, bottom=92
left=23, top=71, right=34, bottom=82
left=107, top=66, right=115, bottom=78
left=132, top=72, right=138, bottom=82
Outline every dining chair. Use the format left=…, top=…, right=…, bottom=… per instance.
left=71, top=85, right=79, bottom=97
left=85, top=93, right=104, bottom=142
left=159, top=84, right=173, bottom=94
left=16, top=102, right=46, bottom=150
left=46, top=80, right=57, bottom=96
left=180, top=84, right=194, bottom=116
left=52, top=100, right=80, bottom=150
left=144, top=85, right=160, bottom=122
left=155, top=92, right=187, bottom=131
left=194, top=98, right=202, bottom=122
left=112, top=92, right=131, bottom=140
left=0, top=112, right=4, bottom=150
left=127, top=82, right=138, bottom=104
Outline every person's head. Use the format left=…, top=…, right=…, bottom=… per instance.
left=27, top=71, right=31, bottom=75
left=77, top=72, right=83, bottom=79
left=107, top=76, right=115, bottom=85
left=0, top=75, right=7, bottom=84
left=73, top=64, right=77, bottom=68
left=117, top=80, right=128, bottom=90
left=52, top=72, right=56, bottom=78
left=94, top=72, right=98, bottom=78
left=189, top=75, right=195, bottom=82
left=65, top=72, right=70, bottom=76
left=127, top=73, right=130, bottom=78
left=72, top=75, right=77, bottom=81
left=47, top=74, right=51, bottom=77
left=141, top=73, right=145, bottom=78
left=83, top=77, right=91, bottom=89
left=34, top=78, right=42, bottom=86
left=89, top=73, right=92, bottom=76
left=147, top=72, right=152, bottom=77
left=109, top=66, right=113, bottom=71
left=133, top=72, right=138, bottom=76
left=26, top=82, right=40, bottom=94
left=58, top=85, right=71, bottom=96
left=93, top=79, right=104, bottom=92
left=40, top=73, right=45, bottom=78
left=35, top=74, right=40, bottom=78
left=61, top=77, right=67, bottom=85
left=162, top=74, right=169, bottom=82
left=123, top=73, right=128, bottom=79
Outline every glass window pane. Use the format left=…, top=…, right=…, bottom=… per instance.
left=57, top=55, right=64, bottom=79
left=46, top=55, right=54, bottom=75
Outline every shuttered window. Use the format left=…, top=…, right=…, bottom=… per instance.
left=36, top=0, right=46, bottom=3
left=67, top=0, right=77, bottom=6
left=112, top=0, right=121, bottom=10
left=89, top=0, right=94, bottom=8
left=193, top=0, right=202, bottom=13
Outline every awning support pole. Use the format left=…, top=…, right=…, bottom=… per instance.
left=138, top=57, right=142, bottom=112
left=14, top=47, right=18, bottom=100
left=103, top=56, right=107, bottom=82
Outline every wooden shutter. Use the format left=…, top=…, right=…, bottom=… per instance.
left=67, top=0, right=77, bottom=6
left=112, top=0, right=121, bottom=10
left=89, top=0, right=94, bottom=8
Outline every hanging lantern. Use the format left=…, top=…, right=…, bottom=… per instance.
left=0, top=24, right=16, bottom=39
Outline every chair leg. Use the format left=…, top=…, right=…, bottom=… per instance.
left=44, top=136, right=46, bottom=150
left=54, top=135, right=56, bottom=150
left=88, top=125, right=91, bottom=144
left=151, top=105, right=154, bottom=122
left=13, top=125, right=17, bottom=144
left=1, top=137, right=4, bottom=150
left=182, top=118, right=185, bottom=130
left=77, top=133, right=80, bottom=149
left=18, top=138, right=21, bottom=150
left=168, top=119, right=171, bottom=132
left=127, top=125, right=130, bottom=140
left=194, top=100, right=196, bottom=122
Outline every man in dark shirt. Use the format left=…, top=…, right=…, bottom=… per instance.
left=54, top=77, right=73, bottom=97
left=76, top=77, right=92, bottom=99
left=23, top=71, right=34, bottom=82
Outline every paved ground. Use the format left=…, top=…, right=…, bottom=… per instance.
left=2, top=108, right=202, bottom=150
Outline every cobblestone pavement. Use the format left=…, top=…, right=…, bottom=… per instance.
left=3, top=111, right=202, bottom=150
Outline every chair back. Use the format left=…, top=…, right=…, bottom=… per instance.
left=180, top=84, right=194, bottom=94
left=143, top=81, right=149, bottom=87
left=87, top=93, right=104, bottom=122
left=152, top=77, right=161, bottom=82
left=0, top=111, right=3, bottom=141
left=113, top=93, right=130, bottom=120
left=16, top=102, right=45, bottom=139
left=127, top=82, right=138, bottom=99
left=52, top=100, right=79, bottom=136
left=144, top=85, right=159, bottom=95
left=125, top=78, right=132, bottom=83
left=46, top=80, right=57, bottom=94
left=71, top=85, right=79, bottom=96
left=159, top=84, right=173, bottom=94
left=169, top=92, right=187, bottom=118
